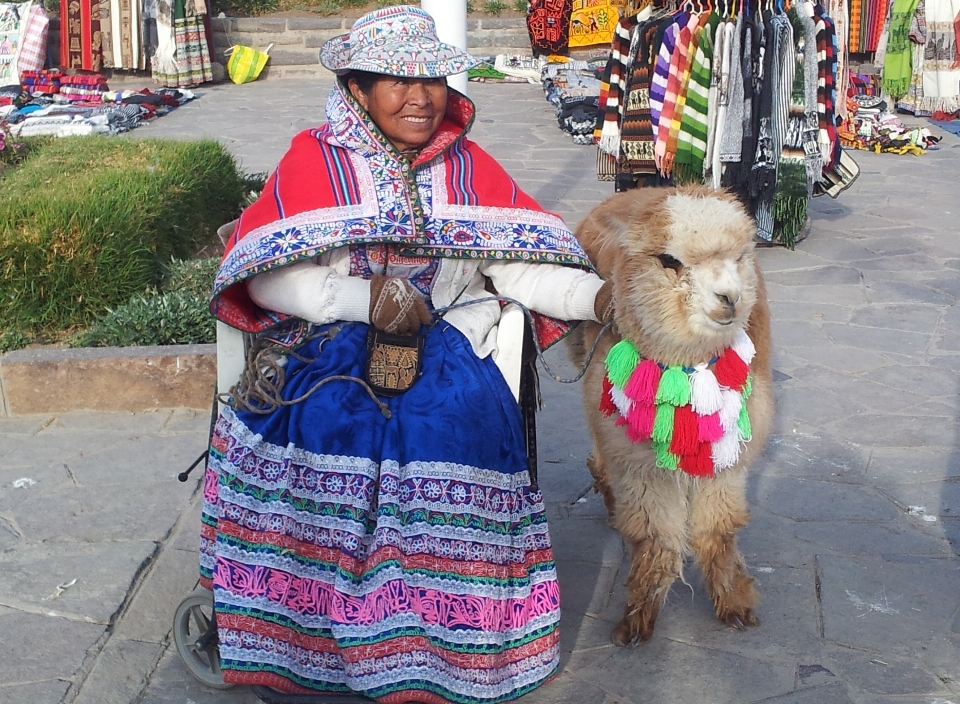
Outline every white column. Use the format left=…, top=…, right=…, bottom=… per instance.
left=421, top=0, right=469, bottom=96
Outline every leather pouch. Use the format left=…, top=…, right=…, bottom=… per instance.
left=365, top=329, right=424, bottom=396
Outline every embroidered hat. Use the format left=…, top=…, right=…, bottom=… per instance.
left=320, top=5, right=479, bottom=78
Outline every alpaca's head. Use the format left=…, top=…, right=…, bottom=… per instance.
left=598, top=188, right=759, bottom=365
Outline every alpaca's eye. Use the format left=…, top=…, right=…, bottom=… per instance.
left=656, top=254, right=683, bottom=271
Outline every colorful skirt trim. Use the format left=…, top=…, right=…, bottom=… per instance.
left=200, top=323, right=561, bottom=704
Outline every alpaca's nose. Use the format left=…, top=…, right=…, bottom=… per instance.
left=716, top=292, right=739, bottom=310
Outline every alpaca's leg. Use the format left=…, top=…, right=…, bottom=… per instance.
left=610, top=474, right=688, bottom=646
left=586, top=449, right=616, bottom=524
left=689, top=469, right=759, bottom=629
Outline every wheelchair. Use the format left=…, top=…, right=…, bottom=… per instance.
left=173, top=294, right=538, bottom=703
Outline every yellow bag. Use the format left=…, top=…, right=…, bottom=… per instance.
left=225, top=43, right=272, bottom=84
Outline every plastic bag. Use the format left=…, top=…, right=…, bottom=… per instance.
left=225, top=44, right=272, bottom=85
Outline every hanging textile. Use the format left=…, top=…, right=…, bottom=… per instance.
left=0, top=1, right=33, bottom=83
left=527, top=0, right=573, bottom=56
left=882, top=0, right=922, bottom=97
left=152, top=0, right=212, bottom=87
left=570, top=0, right=621, bottom=48
left=100, top=0, right=140, bottom=69
left=60, top=0, right=103, bottom=71
left=919, top=0, right=960, bottom=114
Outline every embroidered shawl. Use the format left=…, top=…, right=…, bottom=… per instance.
left=211, top=82, right=592, bottom=346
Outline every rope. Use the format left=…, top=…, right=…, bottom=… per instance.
left=221, top=298, right=614, bottom=414
left=221, top=326, right=392, bottom=418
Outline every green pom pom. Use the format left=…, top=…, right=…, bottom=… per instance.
left=655, top=365, right=691, bottom=406
left=737, top=398, right=752, bottom=441
left=652, top=441, right=679, bottom=470
left=652, top=404, right=675, bottom=444
left=605, top=340, right=639, bottom=389
left=743, top=374, right=753, bottom=399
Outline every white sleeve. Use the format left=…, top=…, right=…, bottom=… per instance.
left=245, top=260, right=371, bottom=325
left=479, top=260, right=605, bottom=322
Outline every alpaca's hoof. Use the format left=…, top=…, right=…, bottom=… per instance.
left=611, top=618, right=654, bottom=647
left=720, top=608, right=760, bottom=630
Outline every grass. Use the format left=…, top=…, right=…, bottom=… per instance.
left=0, top=136, right=246, bottom=342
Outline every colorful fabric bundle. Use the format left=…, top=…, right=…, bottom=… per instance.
left=527, top=0, right=573, bottom=56
left=21, top=68, right=61, bottom=94
left=599, top=330, right=756, bottom=477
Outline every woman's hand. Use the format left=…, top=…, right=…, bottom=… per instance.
left=594, top=280, right=615, bottom=324
left=369, top=275, right=432, bottom=334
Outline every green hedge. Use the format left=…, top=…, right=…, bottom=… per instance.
left=71, top=258, right=220, bottom=348
left=0, top=137, right=245, bottom=336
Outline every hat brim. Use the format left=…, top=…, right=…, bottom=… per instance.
left=320, top=34, right=480, bottom=78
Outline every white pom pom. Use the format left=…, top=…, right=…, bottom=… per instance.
left=718, top=388, right=743, bottom=432
left=610, top=384, right=634, bottom=417
left=712, top=432, right=741, bottom=470
left=690, top=364, right=724, bottom=415
left=731, top=330, right=756, bottom=365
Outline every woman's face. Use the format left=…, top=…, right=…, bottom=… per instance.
left=348, top=76, right=448, bottom=154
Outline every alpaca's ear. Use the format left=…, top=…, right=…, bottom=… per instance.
left=574, top=189, right=671, bottom=279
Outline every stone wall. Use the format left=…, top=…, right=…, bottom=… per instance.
left=44, top=16, right=533, bottom=80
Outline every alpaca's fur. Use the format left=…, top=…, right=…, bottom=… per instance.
left=569, top=185, right=774, bottom=646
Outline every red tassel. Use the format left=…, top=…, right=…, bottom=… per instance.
left=714, top=349, right=749, bottom=391
left=615, top=415, right=628, bottom=427
left=698, top=412, right=724, bottom=442
left=624, top=359, right=662, bottom=405
left=626, top=402, right=655, bottom=442
left=681, top=442, right=715, bottom=478
left=599, top=375, right=617, bottom=417
left=669, top=405, right=700, bottom=456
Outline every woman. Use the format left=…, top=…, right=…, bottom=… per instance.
left=202, top=6, right=613, bottom=703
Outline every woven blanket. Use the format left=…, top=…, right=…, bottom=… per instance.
left=528, top=0, right=573, bottom=56
left=918, top=0, right=960, bottom=114
left=570, top=0, right=621, bottom=48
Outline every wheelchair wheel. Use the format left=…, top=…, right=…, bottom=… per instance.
left=173, top=587, right=234, bottom=690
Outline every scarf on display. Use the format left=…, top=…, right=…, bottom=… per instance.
left=656, top=13, right=696, bottom=175
left=527, top=0, right=573, bottom=56
left=650, top=15, right=682, bottom=140
left=599, top=330, right=756, bottom=478
left=598, top=15, right=639, bottom=158
left=718, top=13, right=745, bottom=165
left=815, top=6, right=839, bottom=168
left=212, top=82, right=592, bottom=349
left=751, top=12, right=783, bottom=241
left=620, top=20, right=661, bottom=174
left=772, top=8, right=819, bottom=248
left=674, top=15, right=716, bottom=183
left=882, top=0, right=921, bottom=98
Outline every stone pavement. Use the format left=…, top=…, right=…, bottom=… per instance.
left=2, top=77, right=960, bottom=704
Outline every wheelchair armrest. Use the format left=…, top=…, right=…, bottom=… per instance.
left=494, top=303, right=524, bottom=403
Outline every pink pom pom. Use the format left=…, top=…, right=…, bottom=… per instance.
left=626, top=403, right=655, bottom=441
left=698, top=412, right=724, bottom=442
left=624, top=359, right=662, bottom=405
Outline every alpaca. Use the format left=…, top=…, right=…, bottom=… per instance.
left=568, top=185, right=774, bottom=646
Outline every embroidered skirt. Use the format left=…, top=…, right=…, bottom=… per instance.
left=199, top=323, right=561, bottom=704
